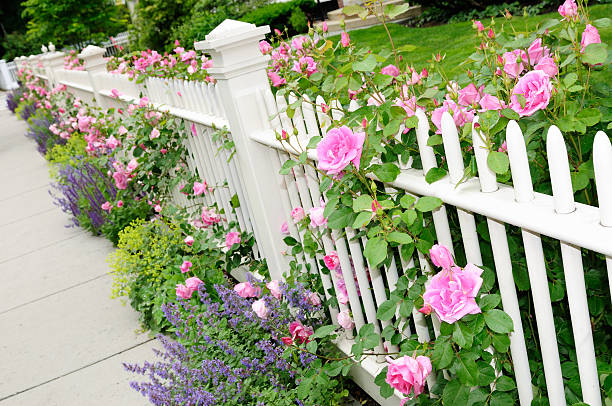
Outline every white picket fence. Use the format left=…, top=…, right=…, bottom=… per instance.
left=16, top=18, right=610, bottom=406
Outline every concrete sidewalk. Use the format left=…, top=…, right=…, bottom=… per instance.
left=0, top=107, right=154, bottom=405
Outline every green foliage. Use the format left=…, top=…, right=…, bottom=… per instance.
left=241, top=0, right=318, bottom=37
left=21, top=0, right=128, bottom=48
left=1, top=32, right=38, bottom=61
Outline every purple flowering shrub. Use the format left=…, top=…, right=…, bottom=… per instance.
left=125, top=279, right=350, bottom=405
left=6, top=87, right=25, bottom=113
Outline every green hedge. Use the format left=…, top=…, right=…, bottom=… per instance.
left=241, top=0, right=318, bottom=36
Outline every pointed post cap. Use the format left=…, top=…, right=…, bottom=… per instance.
left=195, top=19, right=270, bottom=78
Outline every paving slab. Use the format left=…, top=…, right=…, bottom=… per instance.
left=0, top=339, right=158, bottom=406
left=0, top=186, right=55, bottom=227
left=0, top=274, right=150, bottom=399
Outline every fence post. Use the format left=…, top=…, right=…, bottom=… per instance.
left=41, top=51, right=65, bottom=88
left=78, top=45, right=106, bottom=108
left=195, top=20, right=288, bottom=280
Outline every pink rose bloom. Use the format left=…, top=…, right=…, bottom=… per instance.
left=417, top=304, right=432, bottom=315
left=527, top=38, right=550, bottom=66
left=180, top=260, right=192, bottom=273
left=139, top=97, right=149, bottom=107
left=423, top=264, right=483, bottom=323
left=503, top=49, right=527, bottom=78
left=281, top=336, right=294, bottom=346
left=340, top=32, right=350, bottom=47
left=225, top=231, right=241, bottom=248
left=337, top=289, right=349, bottom=305
left=558, top=0, right=578, bottom=20
left=101, top=201, right=113, bottom=213
left=307, top=292, right=321, bottom=306
left=386, top=355, right=432, bottom=400
left=234, top=281, right=259, bottom=298
left=266, top=280, right=283, bottom=299
left=154, top=204, right=162, bottom=213
left=498, top=141, right=508, bottom=153
left=113, top=171, right=128, bottom=190
left=106, top=135, right=121, bottom=150
left=150, top=128, right=160, bottom=139
left=252, top=299, right=270, bottom=319
left=110, top=88, right=121, bottom=98
left=176, top=284, right=193, bottom=299
left=127, top=158, right=138, bottom=172
left=118, top=125, right=128, bottom=135
left=337, top=309, right=354, bottom=329
left=381, top=64, right=400, bottom=77
left=280, top=221, right=289, bottom=235
left=457, top=83, right=483, bottom=106
left=268, top=71, right=287, bottom=87
left=478, top=93, right=505, bottom=111
left=581, top=24, right=601, bottom=52
left=292, top=56, right=318, bottom=77
left=309, top=205, right=327, bottom=228
left=259, top=40, right=273, bottom=54
left=509, top=70, right=552, bottom=117
left=393, top=96, right=422, bottom=120
left=324, top=251, right=340, bottom=271
left=322, top=22, right=328, bottom=32
left=191, top=123, right=197, bottom=136
left=185, top=276, right=203, bottom=292
left=317, top=126, right=365, bottom=175
left=184, top=236, right=194, bottom=246
left=201, top=208, right=221, bottom=226
left=431, top=99, right=474, bottom=133
left=193, top=181, right=207, bottom=195
left=289, top=321, right=314, bottom=344
left=474, top=20, right=484, bottom=32
left=429, top=244, right=454, bottom=270
left=534, top=56, right=558, bottom=77
left=291, top=207, right=305, bottom=222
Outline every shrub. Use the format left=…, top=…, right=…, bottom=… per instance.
left=6, top=87, right=25, bottom=113
left=25, top=108, right=63, bottom=155
left=241, top=0, right=317, bottom=37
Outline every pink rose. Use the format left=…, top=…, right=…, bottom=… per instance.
left=309, top=205, right=327, bottom=228
left=101, top=201, right=113, bottom=213
left=558, top=0, right=578, bottom=20
left=317, top=126, right=365, bottom=175
left=340, top=32, right=350, bottom=47
left=307, top=292, right=321, bottom=306
left=423, top=264, right=483, bottom=324
left=417, top=304, right=432, bottom=315
left=324, top=251, right=340, bottom=271
left=259, top=40, right=273, bottom=54
left=127, top=158, right=138, bottom=172
left=110, top=88, right=121, bottom=98
left=154, top=204, right=162, bottom=213
left=337, top=309, right=354, bottom=329
left=180, top=260, right=192, bottom=273
left=429, top=244, right=454, bottom=270
left=498, top=141, right=508, bottom=153
left=116, top=200, right=123, bottom=208
left=201, top=208, right=221, bottom=226
left=139, top=97, right=149, bottom=107
left=581, top=24, right=601, bottom=52
left=289, top=321, right=314, bottom=344
left=478, top=93, right=505, bottom=111
left=509, top=70, right=552, bottom=117
left=280, top=221, right=289, bottom=235
left=176, top=284, right=193, bottom=299
left=457, top=83, right=483, bottom=106
left=386, top=355, right=432, bottom=400
left=225, top=232, right=241, bottom=248
left=184, top=236, right=194, bottom=246
left=474, top=20, right=484, bottom=32
left=112, top=171, right=128, bottom=190
left=322, top=22, right=328, bottom=33
left=185, top=276, right=203, bottom=292
left=193, top=181, right=207, bottom=195
left=527, top=38, right=549, bottom=66
left=291, top=207, right=305, bottom=222
left=234, top=281, right=259, bottom=298
left=150, top=128, right=160, bottom=139
left=106, top=135, right=121, bottom=150
left=534, top=56, right=558, bottom=77
left=252, top=299, right=270, bottom=319
left=381, top=64, right=400, bottom=77
left=281, top=336, right=293, bottom=346
left=503, top=49, right=527, bottom=78
left=268, top=71, right=286, bottom=87
left=266, top=280, right=283, bottom=299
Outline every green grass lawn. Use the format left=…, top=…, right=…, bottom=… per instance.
left=330, top=4, right=611, bottom=81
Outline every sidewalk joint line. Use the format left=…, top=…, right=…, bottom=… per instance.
left=0, top=338, right=156, bottom=403
left=0, top=231, right=86, bottom=265
left=0, top=207, right=56, bottom=228
left=0, top=184, right=50, bottom=203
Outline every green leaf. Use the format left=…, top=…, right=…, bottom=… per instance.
left=353, top=211, right=373, bottom=228
left=306, top=136, right=321, bottom=149
left=326, top=207, right=353, bottom=229
left=425, top=167, right=447, bottom=184
left=442, top=380, right=471, bottom=405
left=577, top=108, right=602, bottom=126
left=376, top=299, right=397, bottom=321
left=399, top=300, right=413, bottom=318
left=453, top=322, right=474, bottom=349
left=487, top=151, right=510, bottom=174
left=582, top=43, right=608, bottom=65
left=496, top=375, right=517, bottom=392
left=297, top=377, right=312, bottom=399
left=387, top=231, right=413, bottom=245
left=479, top=294, right=501, bottom=311
left=431, top=336, right=453, bottom=369
left=372, top=163, right=401, bottom=182
left=342, top=4, right=365, bottom=16
left=570, top=170, right=590, bottom=192
left=563, top=72, right=578, bottom=87
left=353, top=54, right=377, bottom=72
left=491, top=332, right=510, bottom=352
left=353, top=195, right=374, bottom=212
left=399, top=195, right=416, bottom=209
left=484, top=309, right=514, bottom=334
left=279, top=159, right=298, bottom=175
left=364, top=237, right=388, bottom=268
left=312, top=324, right=337, bottom=339
left=453, top=353, right=479, bottom=385
left=415, top=196, right=442, bottom=212
left=593, top=18, right=611, bottom=28
left=490, top=392, right=514, bottom=406
left=427, top=134, right=443, bottom=146
left=501, top=108, right=520, bottom=120
left=384, top=3, right=410, bottom=19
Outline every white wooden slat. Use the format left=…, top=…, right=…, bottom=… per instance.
left=547, top=127, right=600, bottom=406
left=183, top=124, right=213, bottom=208
left=593, top=131, right=612, bottom=301
left=507, top=120, right=566, bottom=406
left=472, top=117, right=497, bottom=193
